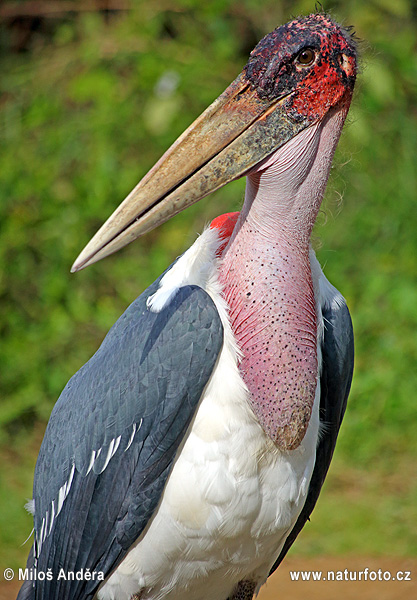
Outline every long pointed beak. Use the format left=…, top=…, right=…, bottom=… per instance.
left=71, top=72, right=311, bottom=272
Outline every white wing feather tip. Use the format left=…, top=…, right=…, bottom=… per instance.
left=125, top=423, right=137, bottom=451
left=49, top=501, right=55, bottom=536
left=66, top=463, right=76, bottom=496
left=57, top=485, right=66, bottom=515
left=43, top=511, right=49, bottom=543
left=99, top=436, right=123, bottom=474
left=100, top=440, right=116, bottom=474
left=86, top=449, right=97, bottom=475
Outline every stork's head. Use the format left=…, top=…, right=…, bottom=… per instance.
left=245, top=14, right=356, bottom=119
left=72, top=13, right=357, bottom=271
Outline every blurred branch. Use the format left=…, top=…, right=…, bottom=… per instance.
left=0, top=1, right=131, bottom=20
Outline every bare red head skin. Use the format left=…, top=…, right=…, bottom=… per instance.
left=245, top=13, right=356, bottom=122
left=218, top=14, right=357, bottom=451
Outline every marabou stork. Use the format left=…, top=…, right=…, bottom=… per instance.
left=18, top=13, right=356, bottom=600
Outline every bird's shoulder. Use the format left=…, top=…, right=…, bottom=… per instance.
left=30, top=226, right=230, bottom=597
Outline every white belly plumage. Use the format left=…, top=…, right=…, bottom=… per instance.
left=98, top=377, right=319, bottom=600
left=97, top=229, right=321, bottom=600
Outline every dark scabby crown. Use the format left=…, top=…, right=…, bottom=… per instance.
left=244, top=13, right=357, bottom=101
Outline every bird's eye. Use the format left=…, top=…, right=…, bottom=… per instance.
left=296, top=48, right=316, bottom=67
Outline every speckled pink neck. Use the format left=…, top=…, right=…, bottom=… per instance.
left=219, top=108, right=348, bottom=450
left=220, top=217, right=317, bottom=451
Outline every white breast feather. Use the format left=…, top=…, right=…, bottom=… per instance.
left=98, top=228, right=321, bottom=600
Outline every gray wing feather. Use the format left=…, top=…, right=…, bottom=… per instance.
left=19, top=269, right=223, bottom=600
left=269, top=293, right=354, bottom=574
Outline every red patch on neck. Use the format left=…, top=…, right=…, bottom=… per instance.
left=210, top=212, right=239, bottom=256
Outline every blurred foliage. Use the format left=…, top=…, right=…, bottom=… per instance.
left=1, top=0, right=417, bottom=568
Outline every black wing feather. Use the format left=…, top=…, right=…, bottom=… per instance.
left=18, top=270, right=223, bottom=600
left=269, top=294, right=354, bottom=574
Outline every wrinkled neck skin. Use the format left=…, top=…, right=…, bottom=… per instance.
left=219, top=105, right=349, bottom=451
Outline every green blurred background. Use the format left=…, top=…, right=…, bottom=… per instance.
left=1, top=0, right=416, bottom=572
